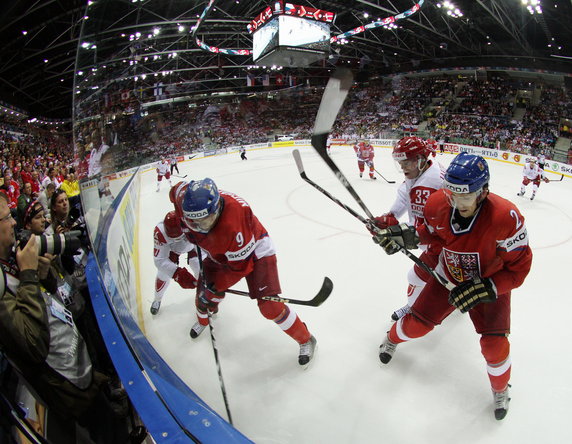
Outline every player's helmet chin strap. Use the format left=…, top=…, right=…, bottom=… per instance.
left=412, top=156, right=429, bottom=179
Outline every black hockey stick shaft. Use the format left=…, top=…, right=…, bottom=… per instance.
left=293, top=149, right=453, bottom=290
left=549, top=174, right=564, bottom=182
left=196, top=246, right=233, bottom=425
left=374, top=168, right=396, bottom=184
left=206, top=313, right=233, bottom=425
left=207, top=277, right=333, bottom=307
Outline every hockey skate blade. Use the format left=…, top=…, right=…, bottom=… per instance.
left=299, top=342, right=318, bottom=372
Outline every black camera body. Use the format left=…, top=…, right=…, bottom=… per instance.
left=18, top=230, right=83, bottom=256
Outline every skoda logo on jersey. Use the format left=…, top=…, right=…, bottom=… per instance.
left=444, top=181, right=469, bottom=193
left=184, top=208, right=209, bottom=219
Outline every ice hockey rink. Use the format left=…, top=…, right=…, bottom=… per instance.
left=131, top=144, right=572, bottom=444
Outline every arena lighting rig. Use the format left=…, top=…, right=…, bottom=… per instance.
left=193, top=0, right=426, bottom=67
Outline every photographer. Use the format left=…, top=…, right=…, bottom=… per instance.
left=22, top=199, right=85, bottom=319
left=44, top=192, right=119, bottom=382
left=0, top=193, right=127, bottom=442
left=46, top=189, right=88, bottom=279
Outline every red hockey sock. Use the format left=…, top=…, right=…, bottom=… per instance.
left=480, top=335, right=511, bottom=392
left=388, top=314, right=434, bottom=343
left=258, top=300, right=311, bottom=344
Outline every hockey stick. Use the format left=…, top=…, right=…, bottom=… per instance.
left=172, top=174, right=188, bottom=179
left=549, top=174, right=564, bottom=182
left=206, top=312, right=233, bottom=425
left=207, top=276, right=333, bottom=307
left=310, top=68, right=376, bottom=220
left=307, top=72, right=454, bottom=289
left=196, top=246, right=233, bottom=425
left=374, top=168, right=396, bottom=184
left=293, top=149, right=454, bottom=290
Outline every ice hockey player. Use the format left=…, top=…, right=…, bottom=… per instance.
left=156, top=158, right=172, bottom=192
left=354, top=140, right=376, bottom=179
left=369, top=136, right=443, bottom=321
left=170, top=178, right=317, bottom=366
left=517, top=157, right=549, bottom=200
left=326, top=136, right=332, bottom=155
left=239, top=146, right=247, bottom=161
left=425, top=137, right=438, bottom=154
left=151, top=211, right=199, bottom=315
left=374, top=152, right=532, bottom=420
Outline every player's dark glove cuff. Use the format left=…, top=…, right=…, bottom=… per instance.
left=448, top=277, right=497, bottom=313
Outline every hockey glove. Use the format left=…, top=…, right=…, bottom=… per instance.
left=373, top=223, right=419, bottom=255
left=173, top=267, right=197, bottom=289
left=368, top=213, right=399, bottom=233
left=448, top=277, right=497, bottom=313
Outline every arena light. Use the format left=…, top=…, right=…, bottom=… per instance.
left=522, top=0, right=542, bottom=14
left=436, top=1, right=463, bottom=18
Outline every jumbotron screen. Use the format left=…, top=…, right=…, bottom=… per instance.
left=253, top=15, right=330, bottom=63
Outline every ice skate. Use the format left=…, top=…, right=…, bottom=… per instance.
left=189, top=321, right=206, bottom=339
left=359, top=172, right=363, bottom=178
left=530, top=193, right=535, bottom=201
left=150, top=300, right=161, bottom=315
left=492, top=386, right=511, bottom=420
left=391, top=304, right=411, bottom=321
left=298, top=335, right=317, bottom=367
left=371, top=176, right=377, bottom=180
left=517, top=191, right=524, bottom=197
left=379, top=336, right=398, bottom=364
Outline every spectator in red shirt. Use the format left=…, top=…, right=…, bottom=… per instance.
left=1, top=169, right=20, bottom=210
left=20, top=163, right=34, bottom=186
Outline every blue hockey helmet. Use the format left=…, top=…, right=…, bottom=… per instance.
left=182, top=178, right=221, bottom=220
left=443, top=152, right=489, bottom=194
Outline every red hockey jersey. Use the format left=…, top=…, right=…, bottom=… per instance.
left=354, top=142, right=374, bottom=162
left=177, top=190, right=276, bottom=290
left=418, top=190, right=532, bottom=296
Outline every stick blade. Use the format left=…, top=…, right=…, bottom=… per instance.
left=313, top=68, right=353, bottom=136
left=307, top=276, right=333, bottom=307
left=292, top=149, right=306, bottom=176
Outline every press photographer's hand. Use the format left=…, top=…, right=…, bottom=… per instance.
left=16, top=233, right=39, bottom=272
left=38, top=253, right=55, bottom=280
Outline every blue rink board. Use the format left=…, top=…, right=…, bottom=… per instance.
left=86, top=171, right=252, bottom=443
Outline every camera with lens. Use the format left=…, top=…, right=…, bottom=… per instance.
left=17, top=230, right=83, bottom=256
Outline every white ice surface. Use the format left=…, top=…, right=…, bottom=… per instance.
left=135, top=145, right=572, bottom=444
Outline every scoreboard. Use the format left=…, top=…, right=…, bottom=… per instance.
left=250, top=2, right=335, bottom=67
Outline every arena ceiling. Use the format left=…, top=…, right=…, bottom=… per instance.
left=1, top=0, right=572, bottom=120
